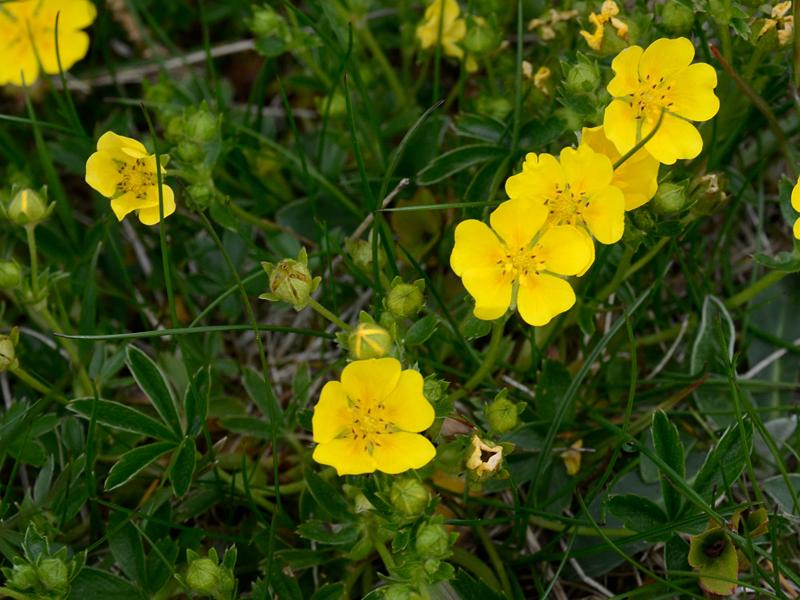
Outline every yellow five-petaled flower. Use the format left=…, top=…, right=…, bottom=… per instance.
left=416, top=0, right=477, bottom=72
left=0, top=0, right=96, bottom=86
left=604, top=37, right=720, bottom=165
left=85, top=132, right=176, bottom=226
left=790, top=176, right=800, bottom=240
left=312, top=358, right=436, bottom=476
left=450, top=198, right=593, bottom=326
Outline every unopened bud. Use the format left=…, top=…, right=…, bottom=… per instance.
left=485, top=394, right=520, bottom=435
left=0, top=260, right=22, bottom=289
left=0, top=329, right=18, bottom=373
left=7, top=188, right=53, bottom=227
left=651, top=183, right=686, bottom=216
left=37, top=558, right=68, bottom=592
left=386, top=280, right=424, bottom=318
left=390, top=478, right=430, bottom=517
left=345, top=238, right=386, bottom=273
left=661, top=0, right=694, bottom=34
left=383, top=584, right=421, bottom=600
left=348, top=323, right=392, bottom=359
left=564, top=54, right=601, bottom=93
left=8, top=563, right=38, bottom=591
left=464, top=16, right=500, bottom=55
left=415, top=523, right=451, bottom=559
left=186, top=558, right=223, bottom=594
left=186, top=109, right=218, bottom=144
left=260, top=248, right=319, bottom=310
left=631, top=206, right=655, bottom=232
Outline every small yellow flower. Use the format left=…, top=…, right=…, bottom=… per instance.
left=533, top=66, right=551, bottom=95
left=0, top=0, right=97, bottom=86
left=604, top=37, right=720, bottom=165
left=560, top=439, right=584, bottom=476
left=579, top=1, right=627, bottom=51
left=450, top=198, right=594, bottom=326
left=528, top=9, right=578, bottom=41
left=466, top=435, right=502, bottom=477
left=759, top=2, right=794, bottom=46
left=85, top=132, right=176, bottom=226
left=416, top=0, right=476, bottom=71
left=790, top=176, right=800, bottom=239
left=580, top=125, right=660, bottom=211
left=312, top=358, right=436, bottom=476
left=505, top=145, right=626, bottom=249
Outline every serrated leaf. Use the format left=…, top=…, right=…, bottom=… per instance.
left=70, top=399, right=177, bottom=441
left=652, top=410, right=685, bottom=519
left=169, top=438, right=196, bottom=497
left=126, top=346, right=182, bottom=437
left=105, top=442, right=175, bottom=491
left=607, top=494, right=669, bottom=534
left=416, top=144, right=507, bottom=185
left=691, top=420, right=753, bottom=505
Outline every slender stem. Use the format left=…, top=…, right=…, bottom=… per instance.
left=36, top=306, right=93, bottom=393
left=613, top=109, right=665, bottom=169
left=725, top=269, right=788, bottom=309
left=307, top=297, right=352, bottom=331
left=475, top=525, right=513, bottom=599
left=10, top=365, right=66, bottom=403
left=432, top=0, right=445, bottom=102
left=356, top=22, right=407, bottom=106
left=447, top=318, right=505, bottom=403
left=25, top=225, right=39, bottom=297
left=373, top=537, right=396, bottom=572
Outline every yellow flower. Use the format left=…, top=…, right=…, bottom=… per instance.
left=505, top=145, right=626, bottom=249
left=533, top=66, right=551, bottom=95
left=0, top=0, right=96, bottom=86
left=312, top=358, right=436, bottom=475
left=581, top=125, right=659, bottom=210
left=85, top=132, right=176, bottom=226
left=450, top=198, right=593, bottom=326
left=416, top=0, right=476, bottom=71
left=759, top=2, right=794, bottom=46
left=579, top=1, right=627, bottom=51
left=466, top=435, right=503, bottom=478
left=791, top=176, right=800, bottom=239
left=528, top=9, right=578, bottom=41
left=604, top=37, right=720, bottom=165
left=560, top=439, right=584, bottom=476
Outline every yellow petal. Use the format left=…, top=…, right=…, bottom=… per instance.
left=42, top=0, right=97, bottom=29
left=450, top=219, right=505, bottom=276
left=313, top=437, right=376, bottom=475
left=536, top=225, right=595, bottom=275
left=792, top=177, right=800, bottom=212
left=109, top=191, right=153, bottom=222
left=516, top=273, right=576, bottom=326
left=3, top=43, right=40, bottom=86
left=607, top=45, right=643, bottom=97
left=85, top=151, right=121, bottom=198
left=136, top=184, right=176, bottom=225
left=340, top=358, right=402, bottom=404
left=603, top=100, right=638, bottom=157
left=794, top=217, right=800, bottom=240
left=381, top=370, right=435, bottom=432
left=560, top=145, right=614, bottom=196
left=638, top=37, right=695, bottom=81
left=97, top=131, right=148, bottom=158
left=462, top=267, right=513, bottom=321
left=38, top=30, right=90, bottom=74
left=371, top=432, right=436, bottom=474
left=312, top=381, right=352, bottom=444
left=668, top=63, right=720, bottom=122
left=489, top=198, right=548, bottom=251
left=644, top=113, right=703, bottom=165
left=581, top=185, right=626, bottom=244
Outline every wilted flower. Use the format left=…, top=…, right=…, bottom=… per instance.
left=560, top=439, right=584, bottom=476
left=0, top=329, right=19, bottom=373
left=0, top=0, right=97, bottom=86
left=85, top=132, right=176, bottom=225
left=528, top=9, right=578, bottom=41
left=312, top=358, right=436, bottom=475
left=580, top=1, right=628, bottom=51
left=466, top=435, right=503, bottom=477
left=758, top=2, right=794, bottom=46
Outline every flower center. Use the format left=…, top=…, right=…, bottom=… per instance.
left=348, top=398, right=391, bottom=451
left=542, top=183, right=586, bottom=226
left=116, top=158, right=156, bottom=200
left=497, top=245, right=545, bottom=279
left=632, top=73, right=674, bottom=120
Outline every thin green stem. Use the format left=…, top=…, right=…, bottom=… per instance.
left=725, top=269, right=788, bottom=309
left=614, top=110, right=665, bottom=169
left=510, top=0, right=524, bottom=156
left=25, top=225, right=39, bottom=298
left=373, top=537, right=396, bottom=572
left=307, top=297, right=352, bottom=331
left=475, top=525, right=513, bottom=599
left=447, top=318, right=505, bottom=403
left=357, top=23, right=407, bottom=106
left=36, top=306, right=92, bottom=393
left=10, top=366, right=66, bottom=403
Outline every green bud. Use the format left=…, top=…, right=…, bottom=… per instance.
left=348, top=323, right=392, bottom=360
left=8, top=563, right=38, bottom=591
left=177, top=140, right=204, bottom=163
left=7, top=188, right=53, bottom=227
left=0, top=260, right=22, bottom=289
left=260, top=248, right=320, bottom=310
left=37, top=557, right=68, bottom=592
left=166, top=115, right=186, bottom=143
left=415, top=524, right=451, bottom=559
left=386, top=280, right=425, bottom=318
left=631, top=206, right=655, bottom=232
left=345, top=238, right=387, bottom=273
left=564, top=54, right=601, bottom=94
left=390, top=478, right=430, bottom=518
left=485, top=394, right=520, bottom=435
left=0, top=328, right=19, bottom=373
left=463, top=16, right=500, bottom=55
left=475, top=96, right=512, bottom=120
left=651, top=183, right=687, bottom=216
left=383, top=584, right=422, bottom=600
left=186, top=181, right=216, bottom=211
left=661, top=0, right=694, bottom=34
left=251, top=5, right=288, bottom=38
left=186, top=558, right=223, bottom=594
left=186, top=109, right=219, bottom=144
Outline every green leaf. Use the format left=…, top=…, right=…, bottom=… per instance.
left=304, top=469, right=351, bottom=522
left=690, top=295, right=736, bottom=427
left=107, top=514, right=146, bottom=587
left=105, top=442, right=175, bottom=491
left=416, top=144, right=507, bottom=185
left=691, top=420, right=753, bottom=505
left=242, top=367, right=274, bottom=422
left=169, top=438, right=196, bottom=497
left=535, top=361, right=574, bottom=423
left=460, top=313, right=492, bottom=340
left=70, top=399, right=177, bottom=441
left=453, top=113, right=507, bottom=143
left=296, top=521, right=359, bottom=546
left=450, top=569, right=506, bottom=600
left=651, top=410, right=685, bottom=519
left=126, top=346, right=182, bottom=437
left=753, top=251, right=800, bottom=272
left=184, top=366, right=210, bottom=438
left=220, top=416, right=270, bottom=439
left=405, top=315, right=438, bottom=346
left=310, top=582, right=346, bottom=600
left=68, top=567, right=147, bottom=600
left=763, top=473, right=800, bottom=514
left=607, top=494, right=669, bottom=534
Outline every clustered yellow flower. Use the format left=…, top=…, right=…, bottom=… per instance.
left=416, top=0, right=477, bottom=72
left=0, top=0, right=96, bottom=86
left=85, top=132, right=176, bottom=226
left=758, top=1, right=794, bottom=46
left=580, top=0, right=628, bottom=51
left=312, top=358, right=436, bottom=475
left=449, top=37, right=721, bottom=327
left=528, top=9, right=578, bottom=41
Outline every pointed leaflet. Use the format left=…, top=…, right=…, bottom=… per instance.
left=652, top=410, right=685, bottom=519
left=70, top=398, right=177, bottom=441
left=126, top=346, right=182, bottom=437
left=105, top=442, right=176, bottom=491
left=169, top=437, right=196, bottom=497
left=691, top=420, right=753, bottom=506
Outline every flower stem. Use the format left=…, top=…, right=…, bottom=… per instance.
left=36, top=306, right=93, bottom=393
left=10, top=365, right=66, bottom=403
left=372, top=537, right=396, bottom=573
left=25, top=225, right=39, bottom=298
left=725, top=269, right=788, bottom=309
left=356, top=22, right=408, bottom=107
left=307, top=297, right=352, bottom=331
left=614, top=109, right=665, bottom=170
left=447, top=318, right=505, bottom=403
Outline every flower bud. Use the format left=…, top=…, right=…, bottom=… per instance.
left=260, top=248, right=319, bottom=310
left=691, top=173, right=728, bottom=216
left=251, top=5, right=287, bottom=38
left=564, top=54, right=601, bottom=94
left=348, top=323, right=392, bottom=359
left=186, top=109, right=219, bottom=144
left=383, top=584, right=421, bottom=600
left=415, top=523, right=451, bottom=559
left=386, top=280, right=424, bottom=318
left=390, top=478, right=430, bottom=518
left=186, top=181, right=216, bottom=211
left=37, top=557, right=68, bottom=592
left=466, top=435, right=503, bottom=479
left=0, top=260, right=22, bottom=289
left=8, top=563, right=38, bottom=591
left=651, top=183, right=686, bottom=216
left=485, top=394, right=520, bottom=435
left=631, top=206, right=655, bottom=232
left=7, top=188, right=53, bottom=227
left=186, top=558, right=224, bottom=594
left=177, top=140, right=204, bottom=163
left=0, top=329, right=19, bottom=373
left=463, top=16, right=500, bottom=55
left=661, top=0, right=694, bottom=34
left=345, top=238, right=386, bottom=273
